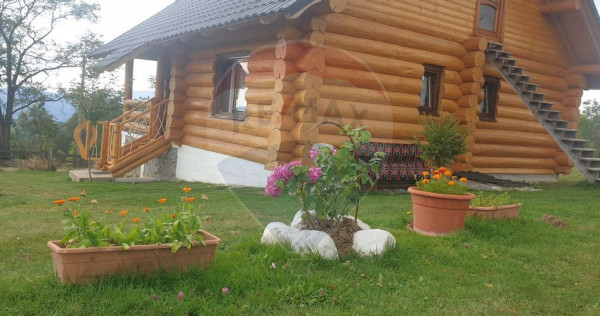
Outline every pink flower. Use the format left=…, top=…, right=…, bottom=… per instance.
left=178, top=291, right=184, bottom=301
left=222, top=287, right=229, bottom=294
left=271, top=262, right=276, bottom=269
left=310, top=147, right=319, bottom=159
left=265, top=161, right=302, bottom=197
left=152, top=293, right=157, bottom=301
left=332, top=147, right=338, bottom=155
left=308, top=166, right=323, bottom=183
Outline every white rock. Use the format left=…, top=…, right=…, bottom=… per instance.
left=290, top=210, right=371, bottom=230
left=289, top=230, right=338, bottom=260
left=260, top=222, right=301, bottom=244
left=353, top=229, right=396, bottom=256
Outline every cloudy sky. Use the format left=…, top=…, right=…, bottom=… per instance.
left=49, top=0, right=600, bottom=102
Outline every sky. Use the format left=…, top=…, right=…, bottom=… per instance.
left=47, top=0, right=600, bottom=104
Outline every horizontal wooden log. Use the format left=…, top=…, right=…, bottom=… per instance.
left=323, top=32, right=465, bottom=71
left=322, top=66, right=423, bottom=94
left=186, top=58, right=214, bottom=73
left=291, top=122, right=319, bottom=144
left=444, top=70, right=462, bottom=85
left=554, top=152, right=572, bottom=166
left=320, top=84, right=421, bottom=107
left=183, top=111, right=271, bottom=137
left=472, top=156, right=557, bottom=169
left=473, top=167, right=556, bottom=175
left=166, top=116, right=185, bottom=129
left=460, top=68, right=484, bottom=83
left=462, top=51, right=485, bottom=68
left=273, top=59, right=299, bottom=80
left=184, top=98, right=212, bottom=112
left=183, top=124, right=267, bottom=150
left=270, top=111, right=296, bottom=131
left=454, top=108, right=478, bottom=124
left=496, top=107, right=537, bottom=122
left=318, top=119, right=423, bottom=140
left=457, top=95, right=478, bottom=108
left=324, top=47, right=424, bottom=79
left=293, top=71, right=323, bottom=90
left=317, top=133, right=419, bottom=147
left=187, top=87, right=214, bottom=99
left=245, top=103, right=274, bottom=119
left=185, top=73, right=214, bottom=87
left=477, top=119, right=546, bottom=134
left=291, top=144, right=310, bottom=158
left=293, top=89, right=319, bottom=107
left=245, top=72, right=276, bottom=89
left=272, top=93, right=294, bottom=114
left=248, top=57, right=277, bottom=74
left=472, top=143, right=559, bottom=159
left=302, top=31, right=324, bottom=48
left=440, top=99, right=459, bottom=113
left=267, top=148, right=294, bottom=162
left=463, top=36, right=488, bottom=52
left=324, top=13, right=467, bottom=57
left=317, top=98, right=421, bottom=124
left=165, top=128, right=184, bottom=141
left=110, top=142, right=172, bottom=178
left=182, top=135, right=268, bottom=164
left=565, top=74, right=586, bottom=88
left=474, top=129, right=557, bottom=147
left=295, top=106, right=317, bottom=122
left=275, top=79, right=295, bottom=94
left=245, top=89, right=276, bottom=105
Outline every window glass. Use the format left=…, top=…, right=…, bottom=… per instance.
left=214, top=53, right=249, bottom=120
left=479, top=5, right=497, bottom=32
left=418, top=65, right=443, bottom=116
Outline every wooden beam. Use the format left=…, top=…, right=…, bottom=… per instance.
left=124, top=60, right=134, bottom=100
left=540, top=0, right=581, bottom=14
left=569, top=64, right=600, bottom=74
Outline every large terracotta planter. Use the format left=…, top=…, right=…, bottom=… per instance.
left=408, top=187, right=475, bottom=236
left=48, top=230, right=221, bottom=284
left=468, top=203, right=522, bottom=219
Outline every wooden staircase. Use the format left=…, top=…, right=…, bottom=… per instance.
left=485, top=43, right=600, bottom=183
left=74, top=97, right=171, bottom=178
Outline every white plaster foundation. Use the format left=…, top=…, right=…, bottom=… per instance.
left=175, top=145, right=271, bottom=187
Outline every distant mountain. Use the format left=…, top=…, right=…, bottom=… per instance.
left=3, top=90, right=155, bottom=123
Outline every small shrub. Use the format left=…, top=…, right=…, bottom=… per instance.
left=17, top=155, right=56, bottom=170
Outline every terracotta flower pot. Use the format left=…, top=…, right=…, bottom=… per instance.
left=48, top=230, right=221, bottom=284
left=468, top=203, right=522, bottom=219
left=408, top=187, right=475, bottom=236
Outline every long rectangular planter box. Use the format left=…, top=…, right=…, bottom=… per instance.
left=48, top=230, right=221, bottom=284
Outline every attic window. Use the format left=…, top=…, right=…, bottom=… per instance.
left=418, top=64, right=443, bottom=116
left=476, top=0, right=506, bottom=40
left=213, top=52, right=250, bottom=120
left=479, top=77, right=499, bottom=121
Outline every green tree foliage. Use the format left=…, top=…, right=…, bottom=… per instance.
left=0, top=0, right=99, bottom=153
left=13, top=104, right=58, bottom=152
left=579, top=99, right=600, bottom=155
left=416, top=115, right=470, bottom=169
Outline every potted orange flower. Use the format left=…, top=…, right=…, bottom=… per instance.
left=409, top=115, right=474, bottom=236
left=48, top=188, right=220, bottom=284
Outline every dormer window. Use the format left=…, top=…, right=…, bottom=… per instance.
left=476, top=0, right=506, bottom=40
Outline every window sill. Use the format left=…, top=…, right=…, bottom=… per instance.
left=211, top=112, right=247, bottom=121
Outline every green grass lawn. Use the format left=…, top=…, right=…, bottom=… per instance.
left=0, top=170, right=599, bottom=315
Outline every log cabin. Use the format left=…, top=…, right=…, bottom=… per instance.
left=80, top=0, right=600, bottom=186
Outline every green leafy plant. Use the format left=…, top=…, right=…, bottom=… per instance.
left=265, top=125, right=385, bottom=229
left=55, top=188, right=209, bottom=252
left=416, top=114, right=470, bottom=169
left=416, top=167, right=470, bottom=195
left=470, top=191, right=516, bottom=208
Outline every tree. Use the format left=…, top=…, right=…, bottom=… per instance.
left=0, top=0, right=99, bottom=153
left=579, top=99, right=600, bottom=155
left=13, top=103, right=58, bottom=152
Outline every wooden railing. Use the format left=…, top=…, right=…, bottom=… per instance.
left=74, top=97, right=169, bottom=171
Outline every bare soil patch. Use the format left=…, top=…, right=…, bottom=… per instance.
left=540, top=214, right=567, bottom=228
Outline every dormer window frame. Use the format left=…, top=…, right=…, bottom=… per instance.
left=475, top=0, right=507, bottom=41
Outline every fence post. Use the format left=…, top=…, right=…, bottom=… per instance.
left=48, top=148, right=53, bottom=170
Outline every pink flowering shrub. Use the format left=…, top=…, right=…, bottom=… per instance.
left=265, top=126, right=384, bottom=229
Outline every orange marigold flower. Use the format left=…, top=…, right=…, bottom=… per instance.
left=432, top=174, right=441, bottom=180
left=438, top=166, right=447, bottom=172
left=73, top=210, right=80, bottom=217
left=422, top=179, right=430, bottom=184
left=68, top=197, right=80, bottom=202
left=105, top=209, right=110, bottom=214
left=460, top=177, right=468, bottom=183
left=132, top=217, right=140, bottom=223
left=444, top=170, right=453, bottom=177
left=422, top=171, right=430, bottom=176
left=170, top=214, right=177, bottom=218
left=186, top=197, right=196, bottom=203
left=143, top=207, right=151, bottom=212
left=53, top=199, right=66, bottom=206
left=80, top=189, right=87, bottom=196
left=158, top=198, right=167, bottom=204
left=201, top=194, right=208, bottom=200
left=448, top=180, right=456, bottom=186
left=119, top=210, right=128, bottom=217
left=182, top=187, right=192, bottom=193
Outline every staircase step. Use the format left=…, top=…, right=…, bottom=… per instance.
left=554, top=128, right=578, bottom=139
left=514, top=75, right=531, bottom=83
left=562, top=138, right=587, bottom=148
left=538, top=109, right=561, bottom=120
left=499, top=57, right=517, bottom=66
left=516, top=82, right=539, bottom=92
left=530, top=101, right=553, bottom=111
left=580, top=157, right=600, bottom=168
left=571, top=147, right=596, bottom=158
left=544, top=118, right=569, bottom=129
left=489, top=43, right=504, bottom=50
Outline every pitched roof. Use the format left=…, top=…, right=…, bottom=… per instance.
left=92, top=0, right=317, bottom=70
